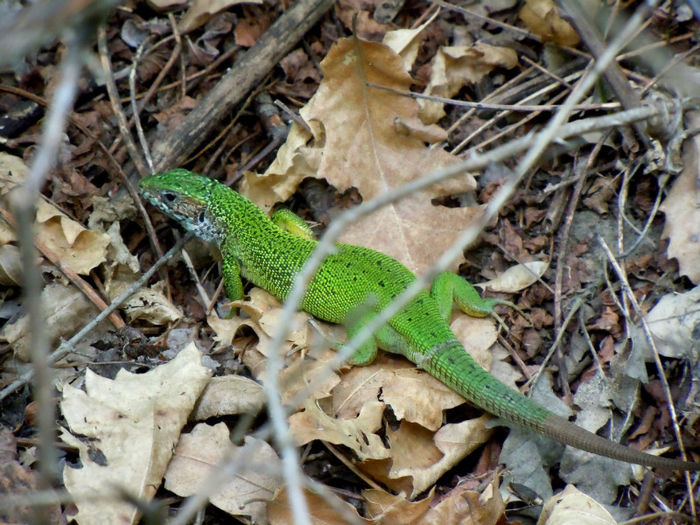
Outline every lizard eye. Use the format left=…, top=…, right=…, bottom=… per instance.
left=197, top=211, right=206, bottom=223
left=162, top=191, right=177, bottom=203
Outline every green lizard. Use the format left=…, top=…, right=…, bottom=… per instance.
left=139, top=168, right=699, bottom=471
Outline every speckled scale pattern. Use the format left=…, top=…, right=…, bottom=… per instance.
left=138, top=170, right=700, bottom=471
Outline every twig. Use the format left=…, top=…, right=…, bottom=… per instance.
left=6, top=28, right=86, bottom=492
left=97, top=25, right=149, bottom=178
left=367, top=82, right=620, bottom=112
left=129, top=35, right=154, bottom=173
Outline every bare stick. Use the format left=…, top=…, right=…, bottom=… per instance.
left=6, top=28, right=85, bottom=497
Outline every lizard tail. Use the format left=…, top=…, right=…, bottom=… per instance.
left=427, top=341, right=699, bottom=470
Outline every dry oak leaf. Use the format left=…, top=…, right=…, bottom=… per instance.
left=1, top=283, right=99, bottom=361
left=298, top=36, right=481, bottom=275
left=164, top=423, right=281, bottom=524
left=289, top=398, right=391, bottom=461
left=661, top=110, right=700, bottom=283
left=35, top=199, right=109, bottom=275
left=537, top=484, right=615, bottom=525
left=420, top=43, right=519, bottom=124
left=519, top=0, right=581, bottom=47
left=178, top=0, right=262, bottom=34
left=359, top=415, right=493, bottom=498
left=268, top=486, right=371, bottom=525
left=330, top=356, right=464, bottom=431
left=60, top=343, right=211, bottom=525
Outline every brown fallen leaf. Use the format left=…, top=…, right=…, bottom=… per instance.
left=660, top=111, right=700, bottom=283
left=420, top=43, right=519, bottom=123
left=538, top=485, right=616, bottom=525
left=519, top=0, right=580, bottom=46
left=297, top=36, right=482, bottom=275
left=60, top=343, right=212, bottom=525
left=268, top=486, right=371, bottom=525
left=178, top=0, right=263, bottom=34
left=165, top=423, right=282, bottom=523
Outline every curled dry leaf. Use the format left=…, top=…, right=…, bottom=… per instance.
left=165, top=423, right=282, bottom=523
left=420, top=479, right=503, bottom=525
left=294, top=36, right=481, bottom=274
left=382, top=9, right=440, bottom=73
left=478, top=260, right=548, bottom=293
left=60, top=344, right=212, bottom=525
left=420, top=43, right=519, bottom=123
left=519, top=0, right=581, bottom=46
left=191, top=375, right=266, bottom=420
left=660, top=111, right=700, bottom=283
left=178, top=0, right=263, bottom=34
left=0, top=244, right=21, bottom=285
left=537, top=485, right=615, bottom=525
left=118, top=280, right=183, bottom=325
left=360, top=415, right=493, bottom=498
left=1, top=283, right=100, bottom=361
left=34, top=199, right=110, bottom=275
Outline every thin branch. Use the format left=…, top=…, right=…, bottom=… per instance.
left=7, top=29, right=85, bottom=491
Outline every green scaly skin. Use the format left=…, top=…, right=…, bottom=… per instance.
left=139, top=169, right=699, bottom=471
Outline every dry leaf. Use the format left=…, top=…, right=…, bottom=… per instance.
left=296, top=36, right=481, bottom=274
left=420, top=479, right=504, bottom=525
left=519, top=0, right=580, bottom=46
left=34, top=199, right=110, bottom=275
left=0, top=244, right=21, bottom=285
left=478, top=260, right=548, bottom=293
left=289, top=398, right=390, bottom=461
left=363, top=488, right=434, bottom=523
left=382, top=10, right=440, bottom=73
left=0, top=428, right=62, bottom=524
left=643, top=285, right=700, bottom=360
left=536, top=485, right=615, bottom=525
left=661, top=111, right=700, bottom=283
left=118, top=280, right=183, bottom=325
left=178, top=0, right=263, bottom=34
left=1, top=283, right=100, bottom=361
left=360, top=415, right=493, bottom=498
left=420, top=43, right=519, bottom=123
left=61, top=343, right=212, bottom=525
left=192, top=375, right=266, bottom=420
left=165, top=424, right=281, bottom=523
left=268, top=486, right=370, bottom=525
left=0, top=152, right=27, bottom=197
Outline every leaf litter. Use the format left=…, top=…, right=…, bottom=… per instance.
left=0, top=1, right=699, bottom=524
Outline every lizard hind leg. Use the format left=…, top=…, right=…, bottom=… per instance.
left=342, top=298, right=381, bottom=365
left=430, top=272, right=499, bottom=320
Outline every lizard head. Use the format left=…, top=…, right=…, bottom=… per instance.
left=139, top=169, right=224, bottom=242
